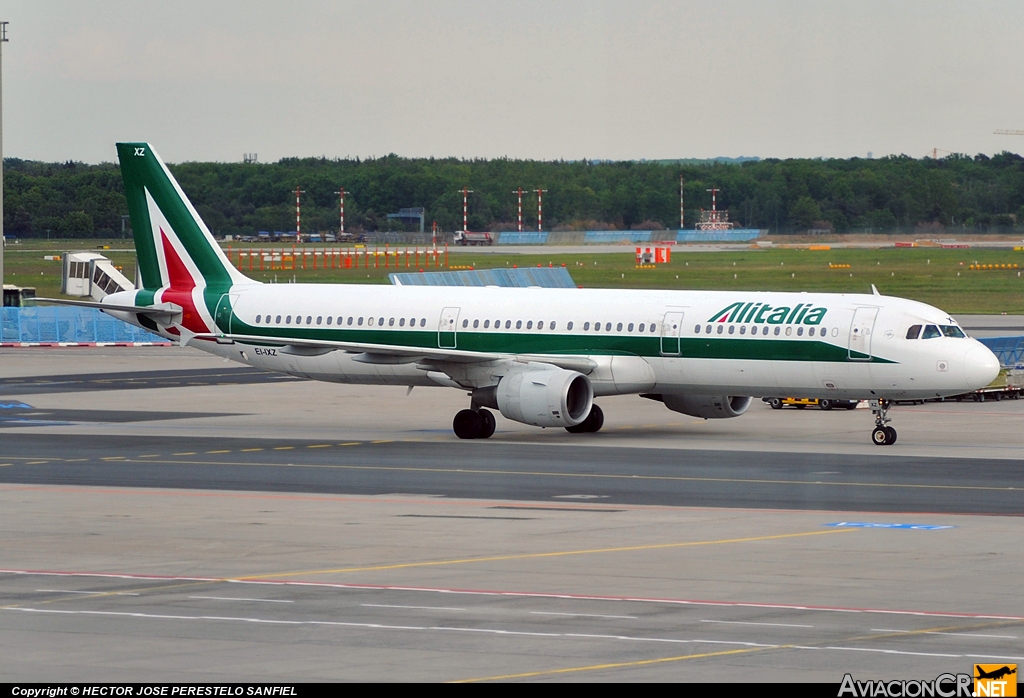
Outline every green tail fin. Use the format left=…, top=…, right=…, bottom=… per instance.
left=117, top=142, right=250, bottom=292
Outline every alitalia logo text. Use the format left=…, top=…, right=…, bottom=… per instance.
left=708, top=301, right=827, bottom=326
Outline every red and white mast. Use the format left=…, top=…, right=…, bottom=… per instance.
left=535, top=188, right=548, bottom=232
left=334, top=188, right=346, bottom=235
left=295, top=186, right=305, bottom=242
left=460, top=187, right=474, bottom=232
left=513, top=187, right=525, bottom=232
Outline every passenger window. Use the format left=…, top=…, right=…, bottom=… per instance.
left=906, top=325, right=922, bottom=339
left=378, top=317, right=384, bottom=326
left=807, top=327, right=814, bottom=336
left=347, top=317, right=353, bottom=325
left=550, top=322, right=557, bottom=330
left=616, top=322, right=623, bottom=332
left=584, top=322, right=590, bottom=330
left=473, top=319, right=479, bottom=328
left=717, top=325, right=724, bottom=334
left=650, top=324, right=657, bottom=333
left=921, top=325, right=941, bottom=339
left=774, top=327, right=781, bottom=336
left=317, top=316, right=323, bottom=325
left=389, top=318, right=395, bottom=326
left=484, top=319, right=490, bottom=328
left=605, top=323, right=612, bottom=331
left=785, top=327, right=792, bottom=336
left=527, top=321, right=533, bottom=329
left=420, top=318, right=426, bottom=327
left=638, top=323, right=645, bottom=332
left=763, top=327, right=770, bottom=335
left=628, top=323, right=634, bottom=332
left=797, top=326, right=803, bottom=336
left=286, top=315, right=292, bottom=324
left=739, top=326, right=746, bottom=335
left=705, top=325, right=712, bottom=334
left=567, top=321, right=573, bottom=330
left=307, top=316, right=312, bottom=324
left=516, top=320, right=523, bottom=329
left=326, top=316, right=332, bottom=325
left=462, top=319, right=468, bottom=328
left=256, top=315, right=262, bottom=323
left=398, top=318, right=404, bottom=327
left=368, top=317, right=374, bottom=326
left=504, top=320, right=511, bottom=329
left=358, top=317, right=364, bottom=326
left=275, top=315, right=282, bottom=324
left=728, top=325, right=735, bottom=334
left=295, top=316, right=302, bottom=325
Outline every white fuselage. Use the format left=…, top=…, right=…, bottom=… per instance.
left=109, top=284, right=1000, bottom=401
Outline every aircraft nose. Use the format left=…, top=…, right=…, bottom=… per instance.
left=963, top=343, right=1000, bottom=390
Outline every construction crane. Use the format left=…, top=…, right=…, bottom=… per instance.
left=926, top=148, right=955, bottom=159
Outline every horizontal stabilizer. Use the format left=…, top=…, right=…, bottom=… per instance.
left=30, top=297, right=182, bottom=319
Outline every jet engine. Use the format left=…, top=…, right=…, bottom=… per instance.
left=645, top=393, right=752, bottom=419
left=489, top=367, right=594, bottom=428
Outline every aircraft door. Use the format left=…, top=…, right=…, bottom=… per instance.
left=848, top=307, right=878, bottom=360
left=438, top=307, right=461, bottom=349
left=660, top=311, right=686, bottom=356
left=215, top=294, right=238, bottom=334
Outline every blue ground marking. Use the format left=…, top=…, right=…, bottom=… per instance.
left=825, top=522, right=956, bottom=530
left=0, top=402, right=33, bottom=409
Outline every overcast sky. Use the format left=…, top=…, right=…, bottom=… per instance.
left=3, top=1, right=1024, bottom=164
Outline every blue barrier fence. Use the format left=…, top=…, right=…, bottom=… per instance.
left=676, top=229, right=762, bottom=242
left=583, top=231, right=653, bottom=244
left=978, top=335, right=1024, bottom=368
left=1, top=307, right=168, bottom=344
left=390, top=266, right=577, bottom=288
left=496, top=232, right=549, bottom=245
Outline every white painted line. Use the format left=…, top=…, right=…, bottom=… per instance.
left=530, top=611, right=638, bottom=620
left=702, top=619, right=813, bottom=628
left=34, top=589, right=139, bottom=596
left=188, top=596, right=293, bottom=604
left=361, top=604, right=466, bottom=612
left=871, top=629, right=1017, bottom=639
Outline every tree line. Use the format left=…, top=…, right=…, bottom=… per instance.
left=4, top=151, right=1024, bottom=238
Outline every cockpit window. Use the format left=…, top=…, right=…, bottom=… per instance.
left=921, top=325, right=942, bottom=339
left=941, top=325, right=966, bottom=338
left=906, top=325, right=922, bottom=339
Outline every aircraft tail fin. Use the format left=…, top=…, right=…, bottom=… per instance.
left=116, top=142, right=252, bottom=292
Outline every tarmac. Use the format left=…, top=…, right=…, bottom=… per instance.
left=1, top=346, right=1022, bottom=682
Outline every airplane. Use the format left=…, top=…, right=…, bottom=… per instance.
left=975, top=666, right=1017, bottom=681
left=42, top=143, right=1001, bottom=445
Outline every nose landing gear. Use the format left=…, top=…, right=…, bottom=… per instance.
left=869, top=399, right=897, bottom=445
left=453, top=408, right=496, bottom=439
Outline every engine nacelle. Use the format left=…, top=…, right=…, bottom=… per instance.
left=494, top=367, right=593, bottom=428
left=653, top=393, right=752, bottom=419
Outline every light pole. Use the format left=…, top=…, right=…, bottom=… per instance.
left=0, top=22, right=8, bottom=299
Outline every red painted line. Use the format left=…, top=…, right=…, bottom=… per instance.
left=2, top=567, right=1021, bottom=622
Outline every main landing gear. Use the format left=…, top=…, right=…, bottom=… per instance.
left=453, top=408, right=496, bottom=440
left=565, top=404, right=604, bottom=434
left=869, top=399, right=897, bottom=446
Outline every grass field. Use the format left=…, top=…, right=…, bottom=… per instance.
left=4, top=240, right=1023, bottom=313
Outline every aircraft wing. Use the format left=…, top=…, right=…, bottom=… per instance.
left=193, top=332, right=596, bottom=373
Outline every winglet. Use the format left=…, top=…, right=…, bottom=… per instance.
left=871, top=284, right=880, bottom=296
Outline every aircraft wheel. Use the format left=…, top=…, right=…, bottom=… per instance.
left=819, top=399, right=833, bottom=411
left=478, top=409, right=496, bottom=439
left=453, top=409, right=482, bottom=439
left=566, top=404, right=604, bottom=434
left=845, top=402, right=858, bottom=410
left=884, top=426, right=897, bottom=445
left=796, top=404, right=806, bottom=410
left=871, top=427, right=889, bottom=446
left=770, top=398, right=783, bottom=410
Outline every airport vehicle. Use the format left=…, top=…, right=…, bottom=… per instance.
left=765, top=397, right=859, bottom=410
left=453, top=231, right=493, bottom=246
left=41, top=143, right=1000, bottom=445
